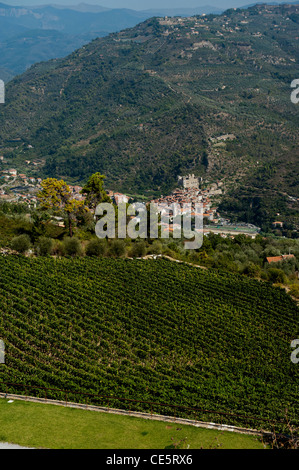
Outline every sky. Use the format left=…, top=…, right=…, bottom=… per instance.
left=1, top=0, right=276, bottom=10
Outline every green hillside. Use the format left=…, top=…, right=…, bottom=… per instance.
left=0, top=4, right=298, bottom=227
left=0, top=256, right=298, bottom=431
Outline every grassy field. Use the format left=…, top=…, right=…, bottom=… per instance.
left=0, top=398, right=266, bottom=449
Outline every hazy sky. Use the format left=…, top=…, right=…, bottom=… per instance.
left=2, top=0, right=270, bottom=10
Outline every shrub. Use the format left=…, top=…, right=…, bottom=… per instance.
left=148, top=240, right=163, bottom=255
left=51, top=240, right=64, bottom=257
left=63, top=237, right=83, bottom=257
left=243, top=262, right=262, bottom=278
left=130, top=241, right=147, bottom=258
left=289, top=284, right=299, bottom=299
left=108, top=239, right=126, bottom=258
left=11, top=234, right=31, bottom=254
left=35, top=237, right=53, bottom=257
left=86, top=238, right=107, bottom=257
left=267, top=268, right=287, bottom=284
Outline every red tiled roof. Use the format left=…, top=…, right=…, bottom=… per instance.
left=267, top=254, right=295, bottom=263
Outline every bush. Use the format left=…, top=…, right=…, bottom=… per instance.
left=108, top=239, right=126, bottom=258
left=11, top=234, right=31, bottom=254
left=51, top=240, right=64, bottom=257
left=267, top=268, right=287, bottom=284
left=130, top=241, right=147, bottom=258
left=86, top=238, right=107, bottom=257
left=35, top=237, right=53, bottom=257
left=63, top=237, right=83, bottom=257
left=148, top=240, right=163, bottom=255
left=243, top=262, right=262, bottom=278
left=289, top=284, right=299, bottom=299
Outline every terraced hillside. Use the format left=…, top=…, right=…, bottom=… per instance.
left=0, top=256, right=298, bottom=430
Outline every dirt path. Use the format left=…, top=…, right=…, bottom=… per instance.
left=141, top=254, right=208, bottom=270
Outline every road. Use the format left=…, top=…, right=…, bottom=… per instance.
left=0, top=442, right=34, bottom=449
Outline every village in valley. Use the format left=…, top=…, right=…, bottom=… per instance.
left=0, top=155, right=261, bottom=240
left=150, top=173, right=261, bottom=239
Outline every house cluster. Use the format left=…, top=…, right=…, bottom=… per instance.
left=25, top=160, right=43, bottom=167
left=0, top=168, right=42, bottom=205
left=69, top=185, right=84, bottom=201
left=1, top=169, right=42, bottom=185
left=157, top=11, right=266, bottom=40
left=1, top=168, right=17, bottom=178
left=150, top=175, right=222, bottom=222
left=106, top=191, right=130, bottom=205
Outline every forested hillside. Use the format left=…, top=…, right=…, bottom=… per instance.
left=0, top=4, right=298, bottom=225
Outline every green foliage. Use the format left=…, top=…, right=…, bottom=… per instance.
left=243, top=262, right=262, bottom=278
left=62, top=237, right=83, bottom=257
left=130, top=240, right=147, bottom=258
left=37, top=178, right=87, bottom=237
left=195, top=233, right=299, bottom=285
left=86, top=238, right=107, bottom=257
left=51, top=239, right=64, bottom=257
left=267, top=268, right=287, bottom=284
left=10, top=234, right=31, bottom=254
left=148, top=240, right=163, bottom=255
left=289, top=284, right=299, bottom=299
left=81, top=172, right=111, bottom=210
left=108, top=239, right=126, bottom=258
left=35, top=237, right=53, bottom=257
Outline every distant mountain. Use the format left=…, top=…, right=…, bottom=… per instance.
left=0, top=29, right=102, bottom=77
left=31, top=3, right=111, bottom=13
left=0, top=4, right=147, bottom=77
left=0, top=15, right=30, bottom=41
left=0, top=4, right=150, bottom=34
left=0, top=3, right=225, bottom=78
left=0, top=67, right=13, bottom=82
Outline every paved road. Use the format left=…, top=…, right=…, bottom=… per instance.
left=0, top=442, right=34, bottom=449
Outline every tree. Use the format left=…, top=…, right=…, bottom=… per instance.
left=243, top=262, right=261, bottom=278
left=31, top=212, right=51, bottom=241
left=108, top=239, right=126, bottom=258
left=11, top=234, right=31, bottom=254
left=149, top=240, right=163, bottom=255
left=289, top=284, right=299, bottom=299
left=267, top=268, right=286, bottom=284
left=35, top=237, right=53, bottom=256
left=130, top=240, right=147, bottom=258
left=63, top=237, right=83, bottom=257
left=81, top=173, right=111, bottom=210
left=86, top=238, right=107, bottom=257
left=37, top=178, right=87, bottom=237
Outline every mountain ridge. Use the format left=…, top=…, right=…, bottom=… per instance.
left=0, top=2, right=225, bottom=77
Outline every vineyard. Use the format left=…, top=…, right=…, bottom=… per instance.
left=0, top=256, right=298, bottom=431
